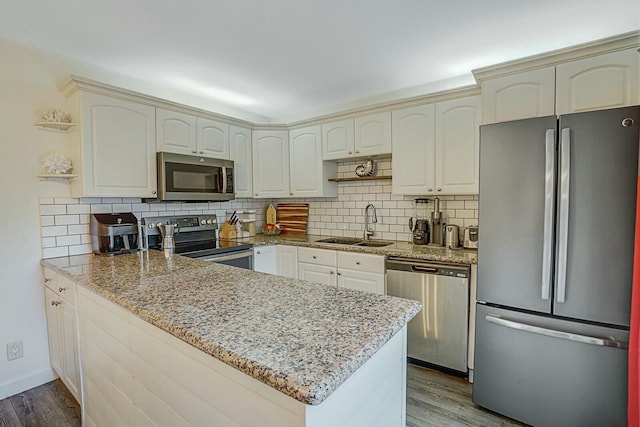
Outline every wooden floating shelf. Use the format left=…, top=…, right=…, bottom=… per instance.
left=328, top=176, right=392, bottom=182
left=34, top=122, right=77, bottom=132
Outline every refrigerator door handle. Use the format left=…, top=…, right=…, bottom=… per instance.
left=485, top=314, right=628, bottom=349
left=541, top=129, right=555, bottom=300
left=556, top=128, right=571, bottom=303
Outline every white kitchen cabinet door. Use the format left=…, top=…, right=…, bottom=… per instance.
left=338, top=269, right=385, bottom=295
left=44, top=287, right=64, bottom=378
left=71, top=92, right=157, bottom=198
left=229, top=125, right=253, bottom=198
left=252, top=130, right=290, bottom=198
left=61, top=301, right=81, bottom=399
left=481, top=67, right=556, bottom=124
left=290, top=126, right=337, bottom=197
left=355, top=111, right=392, bottom=157
left=556, top=48, right=640, bottom=115
left=298, top=262, right=337, bottom=286
left=254, top=245, right=277, bottom=274
left=392, top=104, right=437, bottom=195
left=276, top=245, right=298, bottom=278
left=156, top=108, right=197, bottom=155
left=435, top=96, right=481, bottom=195
left=322, top=118, right=355, bottom=160
left=197, top=117, right=230, bottom=159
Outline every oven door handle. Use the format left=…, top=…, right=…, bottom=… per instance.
left=202, top=250, right=253, bottom=263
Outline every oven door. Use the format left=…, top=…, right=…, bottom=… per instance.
left=199, top=249, right=254, bottom=270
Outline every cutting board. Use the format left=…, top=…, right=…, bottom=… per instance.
left=276, top=203, right=309, bottom=234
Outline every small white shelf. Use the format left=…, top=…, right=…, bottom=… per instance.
left=38, top=174, right=78, bottom=181
left=34, top=122, right=77, bottom=132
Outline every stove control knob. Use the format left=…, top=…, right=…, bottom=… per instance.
left=148, top=223, right=155, bottom=228
left=201, top=219, right=206, bottom=225
left=207, top=219, right=213, bottom=224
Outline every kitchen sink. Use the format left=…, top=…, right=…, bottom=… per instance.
left=316, top=237, right=394, bottom=247
left=353, top=240, right=394, bottom=247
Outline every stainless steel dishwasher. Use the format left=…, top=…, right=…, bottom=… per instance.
left=386, top=256, right=470, bottom=375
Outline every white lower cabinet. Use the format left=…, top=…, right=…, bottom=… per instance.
left=297, top=247, right=385, bottom=294
left=43, top=268, right=81, bottom=402
left=276, top=245, right=298, bottom=278
left=254, top=245, right=277, bottom=274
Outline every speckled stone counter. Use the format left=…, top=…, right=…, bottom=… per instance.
left=41, top=251, right=421, bottom=405
left=245, top=233, right=477, bottom=265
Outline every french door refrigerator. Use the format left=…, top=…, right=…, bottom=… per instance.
left=473, top=106, right=639, bottom=427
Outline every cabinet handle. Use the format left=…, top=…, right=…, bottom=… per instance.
left=51, top=300, right=61, bottom=306
left=337, top=272, right=342, bottom=276
left=199, top=151, right=204, bottom=154
left=427, top=188, right=433, bottom=192
left=44, top=278, right=51, bottom=283
left=192, top=150, right=197, bottom=154
left=290, top=193, right=293, bottom=196
left=348, top=151, right=353, bottom=155
left=355, top=150, right=360, bottom=154
left=312, top=255, right=317, bottom=259
left=356, top=261, right=360, bottom=265
left=58, top=287, right=66, bottom=293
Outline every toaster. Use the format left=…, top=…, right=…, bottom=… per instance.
left=463, top=226, right=478, bottom=249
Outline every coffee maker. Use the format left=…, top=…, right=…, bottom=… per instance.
left=411, top=199, right=430, bottom=245
left=90, top=213, right=139, bottom=256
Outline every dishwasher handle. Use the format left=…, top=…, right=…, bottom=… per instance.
left=411, top=265, right=438, bottom=273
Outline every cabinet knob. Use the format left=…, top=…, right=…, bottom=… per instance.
left=312, top=255, right=317, bottom=259
left=337, top=272, right=342, bottom=276
left=355, top=150, right=360, bottom=154
left=348, top=151, right=353, bottom=155
left=199, top=151, right=204, bottom=154
left=51, top=300, right=61, bottom=306
left=152, top=190, right=157, bottom=195
left=290, top=193, right=293, bottom=196
left=437, top=188, right=442, bottom=192
left=44, top=278, right=51, bottom=283
left=200, top=158, right=205, bottom=163
left=330, top=271, right=334, bottom=275
left=257, top=250, right=261, bottom=254
left=255, top=193, right=258, bottom=197
left=192, top=150, right=197, bottom=154
left=58, top=287, right=66, bottom=293
left=427, top=188, right=433, bottom=192
left=356, top=261, right=361, bottom=265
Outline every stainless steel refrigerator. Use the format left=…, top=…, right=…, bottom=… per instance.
left=473, top=106, right=639, bottom=427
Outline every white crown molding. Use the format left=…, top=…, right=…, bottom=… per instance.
left=473, top=30, right=640, bottom=82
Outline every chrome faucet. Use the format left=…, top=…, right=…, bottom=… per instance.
left=363, top=203, right=377, bottom=241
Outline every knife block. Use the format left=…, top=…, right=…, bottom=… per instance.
left=218, top=221, right=237, bottom=240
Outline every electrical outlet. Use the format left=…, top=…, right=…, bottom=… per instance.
left=7, top=340, right=23, bottom=361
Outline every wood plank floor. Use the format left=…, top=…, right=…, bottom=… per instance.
left=0, top=366, right=523, bottom=426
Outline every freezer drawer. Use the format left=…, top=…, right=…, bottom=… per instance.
left=473, top=304, right=628, bottom=427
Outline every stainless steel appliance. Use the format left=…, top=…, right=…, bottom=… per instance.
left=157, top=152, right=235, bottom=201
left=473, top=106, right=639, bottom=427
left=142, top=214, right=253, bottom=269
left=387, top=257, right=470, bottom=374
left=90, top=213, right=139, bottom=256
left=462, top=226, right=478, bottom=249
left=429, top=197, right=444, bottom=246
left=444, top=224, right=459, bottom=249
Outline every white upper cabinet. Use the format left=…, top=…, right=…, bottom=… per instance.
left=435, top=96, right=481, bottom=195
left=392, top=96, right=480, bottom=196
left=289, top=125, right=337, bottom=197
left=229, top=125, right=253, bottom=198
left=252, top=130, right=290, bottom=198
left=322, top=118, right=355, bottom=160
left=481, top=67, right=556, bottom=124
left=157, top=108, right=230, bottom=159
left=197, top=117, right=230, bottom=159
left=556, top=48, right=640, bottom=115
left=156, top=108, right=197, bottom=155
left=355, top=111, right=392, bottom=157
left=68, top=91, right=157, bottom=198
left=322, top=112, right=392, bottom=160
left=392, top=104, right=436, bottom=195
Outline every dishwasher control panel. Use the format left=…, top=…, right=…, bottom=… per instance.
left=440, top=268, right=468, bottom=278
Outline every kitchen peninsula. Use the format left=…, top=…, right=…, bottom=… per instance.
left=42, top=251, right=421, bottom=427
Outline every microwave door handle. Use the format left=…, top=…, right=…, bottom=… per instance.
left=221, top=166, right=227, bottom=193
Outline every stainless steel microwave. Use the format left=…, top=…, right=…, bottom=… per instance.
left=157, top=152, right=235, bottom=201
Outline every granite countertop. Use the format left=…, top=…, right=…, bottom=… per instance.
left=244, top=233, right=477, bottom=265
left=42, top=251, right=421, bottom=406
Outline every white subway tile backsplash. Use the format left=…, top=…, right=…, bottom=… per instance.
left=42, top=247, right=69, bottom=258
left=55, top=215, right=80, bottom=226
left=90, top=204, right=113, bottom=213
left=67, top=224, right=89, bottom=235
left=56, top=235, right=81, bottom=246
left=54, top=197, right=79, bottom=205
left=41, top=216, right=55, bottom=227
left=67, top=204, right=91, bottom=214
left=42, top=226, right=68, bottom=237
left=40, top=204, right=66, bottom=215
left=69, top=244, right=92, bottom=256
left=112, top=204, right=132, bottom=212
left=42, top=237, right=56, bottom=248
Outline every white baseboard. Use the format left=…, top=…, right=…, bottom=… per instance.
left=0, top=367, right=57, bottom=400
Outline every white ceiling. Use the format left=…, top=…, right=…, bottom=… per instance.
left=1, top=0, right=639, bottom=122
